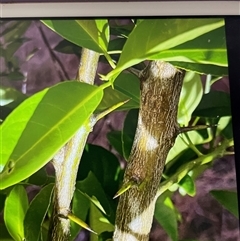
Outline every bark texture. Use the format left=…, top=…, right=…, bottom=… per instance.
left=113, top=61, right=185, bottom=241
left=49, top=49, right=99, bottom=241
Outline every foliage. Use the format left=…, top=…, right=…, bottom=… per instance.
left=0, top=18, right=237, bottom=241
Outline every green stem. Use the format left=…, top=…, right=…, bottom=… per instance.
left=157, top=138, right=233, bottom=197
left=182, top=132, right=203, bottom=156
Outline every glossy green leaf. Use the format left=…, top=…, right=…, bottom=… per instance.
left=89, top=203, right=114, bottom=241
left=178, top=174, right=196, bottom=197
left=106, top=18, right=224, bottom=81
left=155, top=195, right=178, bottom=241
left=24, top=183, right=54, bottom=241
left=170, top=61, right=228, bottom=76
left=167, top=131, right=210, bottom=163
left=193, top=91, right=231, bottom=117
left=70, top=189, right=90, bottom=241
left=76, top=172, right=115, bottom=224
left=211, top=190, right=239, bottom=218
left=178, top=71, right=203, bottom=126
left=149, top=27, right=227, bottom=67
left=121, top=109, right=138, bottom=160
left=96, top=72, right=140, bottom=112
left=42, top=19, right=109, bottom=54
left=0, top=81, right=103, bottom=189
left=4, top=185, right=28, bottom=241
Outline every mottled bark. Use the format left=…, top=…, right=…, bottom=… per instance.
left=49, top=49, right=99, bottom=241
left=113, top=61, right=185, bottom=241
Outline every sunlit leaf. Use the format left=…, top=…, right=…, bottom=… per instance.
left=149, top=27, right=227, bottom=67
left=0, top=81, right=103, bottom=189
left=178, top=174, right=196, bottom=197
left=106, top=18, right=224, bottom=81
left=178, top=71, right=203, bottom=126
left=4, top=185, right=28, bottom=241
left=42, top=19, right=109, bottom=54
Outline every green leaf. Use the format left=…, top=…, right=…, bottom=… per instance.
left=54, top=39, right=81, bottom=55
left=170, top=61, right=228, bottom=76
left=155, top=195, right=178, bottom=241
left=0, top=86, right=27, bottom=106
left=70, top=189, right=90, bottom=241
left=149, top=27, right=227, bottom=67
left=107, top=18, right=224, bottom=81
left=42, top=19, right=109, bottom=54
left=211, top=190, right=239, bottom=218
left=193, top=91, right=231, bottom=117
left=178, top=174, right=196, bottom=197
left=167, top=131, right=210, bottom=163
left=178, top=71, right=203, bottom=126
left=121, top=109, right=138, bottom=160
left=0, top=223, right=14, bottom=241
left=107, top=130, right=124, bottom=157
left=76, top=172, right=115, bottom=224
left=96, top=72, right=140, bottom=112
left=0, top=81, right=103, bottom=189
left=24, top=183, right=54, bottom=241
left=78, top=144, right=120, bottom=197
left=89, top=203, right=114, bottom=241
left=4, top=185, right=28, bottom=241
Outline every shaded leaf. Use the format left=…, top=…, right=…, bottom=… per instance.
left=70, top=190, right=90, bottom=241
left=54, top=39, right=81, bottom=55
left=0, top=81, right=103, bottom=189
left=4, top=185, right=28, bottom=241
left=107, top=130, right=123, bottom=157
left=193, top=91, right=231, bottom=117
left=121, top=109, right=138, bottom=160
left=96, top=72, right=140, bottom=113
left=24, top=183, right=54, bottom=241
left=155, top=195, right=178, bottom=241
left=211, top=190, right=239, bottom=218
left=77, top=144, right=120, bottom=197
left=76, top=172, right=115, bottom=223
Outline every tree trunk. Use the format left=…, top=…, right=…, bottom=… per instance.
left=113, top=61, right=185, bottom=241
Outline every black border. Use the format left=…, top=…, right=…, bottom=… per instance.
left=225, top=16, right=240, bottom=226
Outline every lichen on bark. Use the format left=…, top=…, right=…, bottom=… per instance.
left=113, top=61, right=185, bottom=241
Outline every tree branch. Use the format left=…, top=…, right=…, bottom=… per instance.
left=113, top=61, right=185, bottom=241
left=49, top=49, right=100, bottom=241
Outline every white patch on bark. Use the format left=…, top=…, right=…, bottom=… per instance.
left=138, top=115, right=159, bottom=151
left=114, top=227, right=138, bottom=241
left=128, top=197, right=157, bottom=235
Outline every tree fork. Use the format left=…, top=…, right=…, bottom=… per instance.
left=113, top=61, right=185, bottom=241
